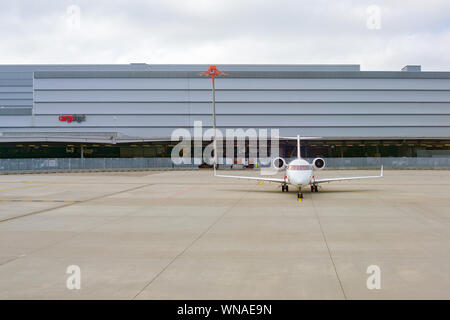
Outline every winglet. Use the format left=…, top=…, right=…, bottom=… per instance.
left=380, top=165, right=383, bottom=177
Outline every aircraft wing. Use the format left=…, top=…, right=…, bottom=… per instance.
left=314, top=166, right=383, bottom=184
left=214, top=169, right=286, bottom=184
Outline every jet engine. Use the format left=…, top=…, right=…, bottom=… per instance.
left=272, top=157, right=287, bottom=170
left=312, top=157, right=326, bottom=170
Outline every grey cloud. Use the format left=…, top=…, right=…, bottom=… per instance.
left=0, top=0, right=449, bottom=70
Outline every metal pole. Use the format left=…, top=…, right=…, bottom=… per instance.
left=212, top=77, right=217, bottom=169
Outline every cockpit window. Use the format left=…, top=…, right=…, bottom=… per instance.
left=288, top=165, right=311, bottom=170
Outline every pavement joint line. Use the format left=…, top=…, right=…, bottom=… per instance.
left=154, top=185, right=200, bottom=203
left=0, top=183, right=203, bottom=293
left=310, top=192, right=348, bottom=300
left=0, top=256, right=23, bottom=267
left=0, top=183, right=154, bottom=224
left=132, top=187, right=249, bottom=300
left=0, top=179, right=89, bottom=192
left=377, top=188, right=450, bottom=240
left=0, top=178, right=127, bottom=192
left=343, top=189, right=450, bottom=201
left=0, top=183, right=157, bottom=269
left=0, top=183, right=54, bottom=192
left=0, top=192, right=158, bottom=269
left=0, top=199, right=81, bottom=203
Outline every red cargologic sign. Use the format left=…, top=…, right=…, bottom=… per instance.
left=58, top=115, right=86, bottom=123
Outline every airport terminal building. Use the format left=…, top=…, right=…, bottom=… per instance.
left=0, top=63, right=449, bottom=161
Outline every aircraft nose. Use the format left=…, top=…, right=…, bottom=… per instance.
left=291, top=175, right=310, bottom=186
left=300, top=177, right=310, bottom=185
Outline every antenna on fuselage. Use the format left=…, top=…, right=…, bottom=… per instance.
left=297, top=135, right=301, bottom=159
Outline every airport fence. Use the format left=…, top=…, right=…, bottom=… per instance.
left=0, top=157, right=449, bottom=174
left=247, top=157, right=450, bottom=170
left=302, top=157, right=450, bottom=169
left=0, top=157, right=197, bottom=174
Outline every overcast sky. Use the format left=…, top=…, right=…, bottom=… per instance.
left=1, top=0, right=449, bottom=70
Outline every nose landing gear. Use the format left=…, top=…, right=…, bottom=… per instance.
left=297, top=187, right=303, bottom=199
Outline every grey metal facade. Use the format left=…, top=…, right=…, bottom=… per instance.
left=1, top=63, right=450, bottom=141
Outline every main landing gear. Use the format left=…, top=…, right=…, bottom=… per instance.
left=281, top=184, right=289, bottom=192
left=310, top=185, right=318, bottom=192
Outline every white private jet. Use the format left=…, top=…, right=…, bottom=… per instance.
left=214, top=135, right=383, bottom=199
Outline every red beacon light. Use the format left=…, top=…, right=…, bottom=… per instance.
left=199, top=65, right=226, bottom=85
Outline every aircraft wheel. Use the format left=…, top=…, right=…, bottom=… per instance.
left=286, top=186, right=289, bottom=192
left=310, top=186, right=314, bottom=192
left=314, top=185, right=318, bottom=192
